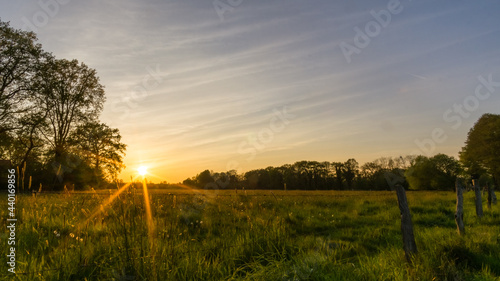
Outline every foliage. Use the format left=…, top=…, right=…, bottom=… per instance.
left=34, top=58, right=106, bottom=160
left=460, top=113, right=500, bottom=184
left=69, top=122, right=126, bottom=185
left=0, top=20, right=45, bottom=134
left=405, top=154, right=461, bottom=190
left=0, top=19, right=124, bottom=190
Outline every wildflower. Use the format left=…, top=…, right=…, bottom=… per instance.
left=79, top=238, right=83, bottom=242
left=70, top=233, right=75, bottom=238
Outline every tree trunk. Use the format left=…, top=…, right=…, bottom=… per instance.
left=395, top=184, right=417, bottom=262
left=473, top=179, right=483, bottom=218
left=455, top=179, right=465, bottom=235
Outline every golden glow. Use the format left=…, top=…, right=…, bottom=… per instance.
left=84, top=180, right=135, bottom=224
left=142, top=179, right=154, bottom=240
left=81, top=176, right=156, bottom=265
left=137, top=166, right=148, bottom=176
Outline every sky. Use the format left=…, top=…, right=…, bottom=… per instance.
left=1, top=0, right=500, bottom=183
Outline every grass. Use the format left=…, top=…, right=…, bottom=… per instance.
left=1, top=188, right=500, bottom=280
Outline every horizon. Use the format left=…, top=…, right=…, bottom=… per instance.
left=1, top=0, right=499, bottom=183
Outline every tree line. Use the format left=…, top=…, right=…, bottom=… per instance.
left=0, top=20, right=126, bottom=190
left=184, top=114, right=500, bottom=191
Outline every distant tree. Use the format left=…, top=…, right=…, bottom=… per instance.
left=360, top=161, right=384, bottom=190
left=460, top=114, right=500, bottom=185
left=266, top=166, right=283, bottom=189
left=211, top=170, right=239, bottom=189
left=332, top=162, right=344, bottom=189
left=405, top=154, right=461, bottom=190
left=183, top=177, right=196, bottom=186
left=244, top=170, right=260, bottom=189
left=344, top=159, right=359, bottom=189
left=196, top=170, right=214, bottom=188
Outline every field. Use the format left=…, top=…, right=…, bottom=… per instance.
left=1, top=188, right=500, bottom=280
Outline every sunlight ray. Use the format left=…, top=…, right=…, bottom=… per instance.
left=83, top=177, right=138, bottom=226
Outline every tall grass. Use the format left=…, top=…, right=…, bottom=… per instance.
left=0, top=190, right=499, bottom=280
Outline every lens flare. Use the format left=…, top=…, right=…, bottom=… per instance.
left=138, top=166, right=148, bottom=176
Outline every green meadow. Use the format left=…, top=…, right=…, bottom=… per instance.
left=1, top=189, right=500, bottom=280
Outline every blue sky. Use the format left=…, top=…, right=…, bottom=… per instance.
left=1, top=0, right=500, bottom=182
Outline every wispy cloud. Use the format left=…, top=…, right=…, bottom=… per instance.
left=2, top=0, right=500, bottom=181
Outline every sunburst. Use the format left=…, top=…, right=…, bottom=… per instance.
left=81, top=166, right=156, bottom=257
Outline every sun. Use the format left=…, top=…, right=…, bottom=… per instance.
left=137, top=166, right=148, bottom=176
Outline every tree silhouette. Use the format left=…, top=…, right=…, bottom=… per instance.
left=0, top=20, right=45, bottom=134
left=35, top=58, right=105, bottom=163
left=69, top=122, right=126, bottom=185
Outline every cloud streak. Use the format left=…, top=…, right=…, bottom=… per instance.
left=1, top=0, right=500, bottom=182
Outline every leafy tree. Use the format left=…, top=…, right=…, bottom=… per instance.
left=196, top=170, right=214, bottom=188
left=183, top=177, right=196, bottom=186
left=244, top=169, right=260, bottom=189
left=35, top=58, right=105, bottom=163
left=460, top=113, right=500, bottom=185
left=0, top=20, right=45, bottom=134
left=405, top=154, right=461, bottom=190
left=69, top=122, right=126, bottom=185
left=332, top=162, right=344, bottom=189
left=360, top=161, right=386, bottom=190
left=344, top=158, right=359, bottom=188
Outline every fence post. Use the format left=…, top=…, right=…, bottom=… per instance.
left=487, top=183, right=493, bottom=209
left=492, top=184, right=497, bottom=204
left=455, top=179, right=465, bottom=235
left=473, top=179, right=483, bottom=218
left=395, top=184, right=417, bottom=262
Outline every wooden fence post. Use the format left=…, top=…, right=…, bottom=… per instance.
left=473, top=179, right=483, bottom=218
left=395, top=184, right=417, bottom=262
left=455, top=179, right=465, bottom=235
left=492, top=185, right=497, bottom=204
left=487, top=183, right=493, bottom=209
